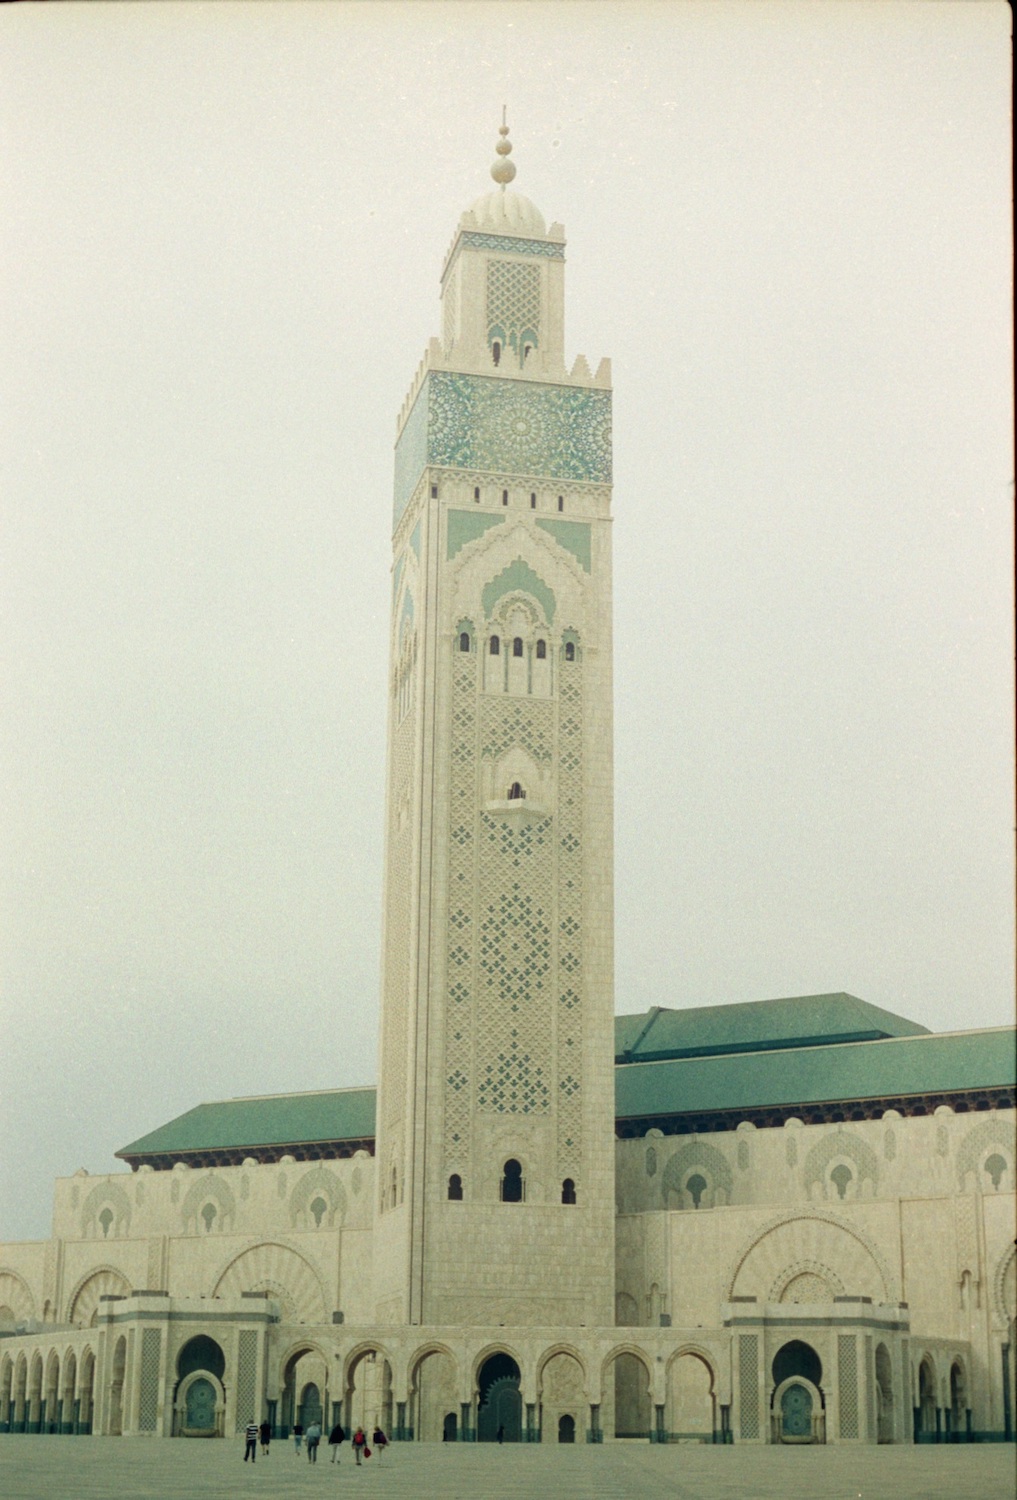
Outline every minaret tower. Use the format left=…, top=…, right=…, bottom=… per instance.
left=373, top=122, right=614, bottom=1329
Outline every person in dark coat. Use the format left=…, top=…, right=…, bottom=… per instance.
left=328, top=1420, right=345, bottom=1462
left=372, top=1424, right=388, bottom=1459
left=259, top=1418, right=271, bottom=1455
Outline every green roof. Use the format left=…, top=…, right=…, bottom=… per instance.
left=614, top=1027, right=1015, bottom=1122
left=117, top=1086, right=376, bottom=1160
left=614, top=993, right=928, bottom=1063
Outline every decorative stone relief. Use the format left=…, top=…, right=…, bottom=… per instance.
left=661, top=1140, right=733, bottom=1210
left=80, top=1182, right=132, bottom=1240
left=460, top=230, right=564, bottom=260
left=427, top=373, right=611, bottom=486
left=771, top=1259, right=845, bottom=1303
left=210, top=1241, right=327, bottom=1325
left=289, top=1166, right=348, bottom=1230
left=803, top=1129, right=879, bottom=1201
left=67, top=1266, right=131, bottom=1327
left=956, top=1117, right=1016, bottom=1192
left=180, top=1174, right=237, bottom=1235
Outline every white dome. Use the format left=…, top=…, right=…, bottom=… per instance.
left=465, top=188, right=546, bottom=239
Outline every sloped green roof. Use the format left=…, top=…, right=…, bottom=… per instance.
left=614, top=993, right=928, bottom=1063
left=614, top=1028, right=1015, bottom=1122
left=117, top=1086, right=376, bottom=1160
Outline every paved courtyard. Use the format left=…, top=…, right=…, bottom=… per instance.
left=0, top=1438, right=1014, bottom=1500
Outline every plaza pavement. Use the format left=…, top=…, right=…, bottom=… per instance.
left=1, top=1438, right=1015, bottom=1500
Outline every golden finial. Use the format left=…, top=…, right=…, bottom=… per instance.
left=491, top=107, right=516, bottom=188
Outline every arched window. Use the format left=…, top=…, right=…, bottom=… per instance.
left=686, top=1173, right=707, bottom=1209
left=523, top=343, right=533, bottom=362
left=565, top=642, right=575, bottom=662
left=474, top=486, right=481, bottom=501
left=200, top=1203, right=217, bottom=1233
left=512, top=637, right=523, bottom=657
left=459, top=632, right=471, bottom=653
left=448, top=1174, right=463, bottom=1202
left=501, top=1158, right=523, bottom=1203
left=490, top=636, right=500, bottom=656
left=492, top=340, right=501, bottom=366
left=536, top=640, right=546, bottom=659
left=561, top=1178, right=577, bottom=1205
left=507, top=782, right=525, bottom=801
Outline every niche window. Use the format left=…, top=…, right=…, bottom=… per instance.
left=501, top=1158, right=524, bottom=1203
left=490, top=636, right=500, bottom=656
left=512, top=637, right=523, bottom=657
left=201, top=1203, right=217, bottom=1233
left=530, top=493, right=537, bottom=509
left=502, top=490, right=509, bottom=506
left=558, top=496, right=564, bottom=512
left=523, top=342, right=533, bottom=362
left=686, top=1173, right=707, bottom=1210
left=492, top=340, right=502, bottom=367
left=430, top=483, right=438, bottom=498
left=98, top=1207, right=113, bottom=1239
left=536, top=640, right=546, bottom=660
left=447, top=1174, right=463, bottom=1202
left=474, top=486, right=481, bottom=502
left=310, top=1196, right=327, bottom=1228
left=507, top=782, right=525, bottom=801
left=984, top=1154, right=1007, bottom=1189
left=565, top=642, right=576, bottom=662
left=561, top=1178, right=577, bottom=1205
left=459, top=632, right=471, bottom=653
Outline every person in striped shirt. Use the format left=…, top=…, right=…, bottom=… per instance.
left=244, top=1419, right=259, bottom=1462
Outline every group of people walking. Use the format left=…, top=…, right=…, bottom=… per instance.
left=244, top=1417, right=388, bottom=1465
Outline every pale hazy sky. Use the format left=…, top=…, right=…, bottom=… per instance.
left=1, top=2, right=1012, bottom=1241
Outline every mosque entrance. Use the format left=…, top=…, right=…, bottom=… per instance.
left=185, top=1378, right=217, bottom=1433
left=780, top=1383, right=813, bottom=1439
left=477, top=1353, right=522, bottom=1442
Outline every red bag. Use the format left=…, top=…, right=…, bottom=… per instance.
left=364, top=1446, right=372, bottom=1459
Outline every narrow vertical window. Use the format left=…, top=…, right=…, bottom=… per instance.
left=474, top=486, right=481, bottom=501
left=501, top=1159, right=524, bottom=1203
left=490, top=636, right=500, bottom=656
left=430, top=483, right=438, bottom=498
left=561, top=1179, right=577, bottom=1205
left=536, top=640, right=546, bottom=660
left=459, top=632, right=470, bottom=653
left=492, top=341, right=501, bottom=367
left=502, top=490, right=509, bottom=506
left=530, top=493, right=537, bottom=509
left=512, top=637, right=523, bottom=657
left=448, top=1174, right=463, bottom=1202
left=565, top=642, right=575, bottom=662
left=558, top=496, right=564, bottom=512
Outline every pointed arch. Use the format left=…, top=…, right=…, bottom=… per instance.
left=210, top=1241, right=327, bottom=1324
left=67, top=1266, right=131, bottom=1328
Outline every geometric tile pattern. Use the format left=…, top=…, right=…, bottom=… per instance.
left=234, top=1329, right=258, bottom=1435
left=486, top=259, right=540, bottom=368
left=556, top=664, right=583, bottom=1167
left=838, top=1333, right=858, bottom=1439
left=738, top=1334, right=759, bottom=1439
left=137, top=1328, right=161, bottom=1433
left=443, top=651, right=478, bottom=1166
left=461, top=231, right=565, bottom=260
left=428, top=373, right=611, bottom=485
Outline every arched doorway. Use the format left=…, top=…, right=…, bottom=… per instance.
left=875, top=1343, right=894, bottom=1443
left=78, top=1350, right=95, bottom=1435
left=558, top=1413, right=575, bottom=1442
left=771, top=1341, right=824, bottom=1444
left=280, top=1345, right=330, bottom=1436
left=342, top=1348, right=393, bottom=1436
left=60, top=1350, right=77, bottom=1434
left=666, top=1352, right=716, bottom=1442
left=43, top=1351, right=59, bottom=1433
left=410, top=1348, right=459, bottom=1442
left=538, top=1351, right=585, bottom=1445
left=917, top=1357, right=937, bottom=1439
left=442, top=1411, right=458, bottom=1442
left=949, top=1361, right=968, bottom=1441
left=607, top=1351, right=651, bottom=1440
left=477, top=1353, right=521, bottom=1442
left=174, top=1335, right=226, bottom=1437
left=108, top=1338, right=126, bottom=1436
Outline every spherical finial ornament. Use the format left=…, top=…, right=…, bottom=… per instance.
left=491, top=111, right=516, bottom=187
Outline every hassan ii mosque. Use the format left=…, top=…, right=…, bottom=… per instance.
left=0, top=125, right=1014, bottom=1450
